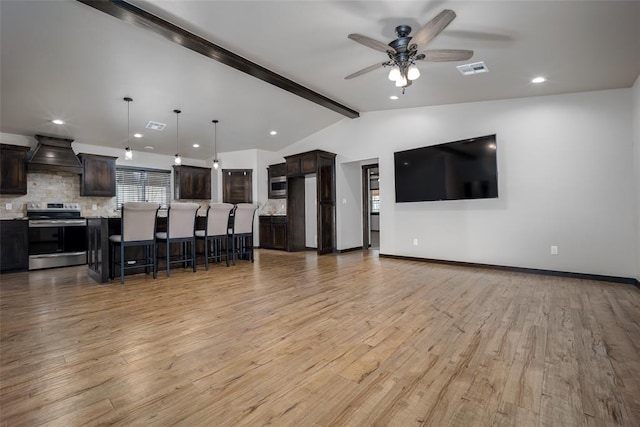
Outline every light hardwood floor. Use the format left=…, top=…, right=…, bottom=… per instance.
left=1, top=250, right=639, bottom=426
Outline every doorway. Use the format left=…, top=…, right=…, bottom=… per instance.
left=362, top=164, right=379, bottom=249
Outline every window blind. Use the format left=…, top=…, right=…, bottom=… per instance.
left=116, top=168, right=171, bottom=209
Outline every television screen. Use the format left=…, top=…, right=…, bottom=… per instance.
left=394, top=134, right=498, bottom=203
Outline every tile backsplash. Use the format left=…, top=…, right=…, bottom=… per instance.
left=0, top=170, right=214, bottom=219
left=0, top=171, right=117, bottom=218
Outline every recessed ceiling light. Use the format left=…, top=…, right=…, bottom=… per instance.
left=133, top=133, right=143, bottom=138
left=389, top=95, right=399, bottom=100
left=51, top=119, right=64, bottom=125
left=531, top=76, right=546, bottom=84
left=270, top=130, right=277, bottom=136
left=144, top=146, right=154, bottom=150
left=192, top=143, right=200, bottom=148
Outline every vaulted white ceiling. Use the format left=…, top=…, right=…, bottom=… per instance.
left=1, top=1, right=639, bottom=159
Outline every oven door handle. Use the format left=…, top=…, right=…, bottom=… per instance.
left=29, top=252, right=87, bottom=259
left=29, top=219, right=87, bottom=227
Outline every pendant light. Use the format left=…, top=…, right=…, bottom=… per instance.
left=212, top=119, right=219, bottom=170
left=124, top=97, right=133, bottom=160
left=174, top=109, right=182, bottom=165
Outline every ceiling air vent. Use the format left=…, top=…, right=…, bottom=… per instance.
left=145, top=121, right=167, bottom=131
left=456, top=61, right=489, bottom=76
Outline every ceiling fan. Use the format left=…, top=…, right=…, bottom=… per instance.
left=345, top=10, right=473, bottom=92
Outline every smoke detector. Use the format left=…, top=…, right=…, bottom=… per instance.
left=457, top=61, right=489, bottom=76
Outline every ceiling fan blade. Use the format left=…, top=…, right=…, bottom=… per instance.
left=345, top=62, right=385, bottom=80
left=420, top=49, right=474, bottom=62
left=348, top=33, right=392, bottom=53
left=410, top=9, right=456, bottom=50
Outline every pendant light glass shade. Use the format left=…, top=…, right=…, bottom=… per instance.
left=174, top=109, right=181, bottom=165
left=212, top=119, right=219, bottom=170
left=407, top=64, right=420, bottom=81
left=124, top=97, right=133, bottom=160
left=395, top=75, right=408, bottom=87
left=388, top=66, right=401, bottom=81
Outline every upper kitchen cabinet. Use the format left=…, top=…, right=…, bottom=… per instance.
left=173, top=165, right=211, bottom=200
left=78, top=153, right=117, bottom=197
left=0, top=144, right=29, bottom=195
left=222, top=169, right=252, bottom=204
left=285, top=152, right=318, bottom=177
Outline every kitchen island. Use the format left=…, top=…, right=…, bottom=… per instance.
left=86, top=214, right=208, bottom=283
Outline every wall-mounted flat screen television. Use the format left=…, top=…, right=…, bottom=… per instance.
left=394, top=134, right=498, bottom=203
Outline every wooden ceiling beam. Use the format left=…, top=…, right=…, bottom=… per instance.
left=77, top=0, right=360, bottom=119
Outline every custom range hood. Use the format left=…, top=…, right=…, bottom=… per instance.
left=27, top=135, right=83, bottom=174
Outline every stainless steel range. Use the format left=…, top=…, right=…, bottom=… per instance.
left=26, top=202, right=87, bottom=270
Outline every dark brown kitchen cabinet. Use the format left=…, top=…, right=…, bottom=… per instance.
left=0, top=220, right=29, bottom=272
left=259, top=216, right=288, bottom=250
left=268, top=163, right=286, bottom=178
left=222, top=169, right=252, bottom=204
left=0, top=144, right=29, bottom=195
left=173, top=165, right=211, bottom=200
left=78, top=153, right=117, bottom=197
left=284, top=150, right=336, bottom=255
left=285, top=152, right=317, bottom=177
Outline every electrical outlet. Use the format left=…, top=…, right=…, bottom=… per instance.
left=413, top=238, right=418, bottom=246
left=551, top=245, right=558, bottom=255
left=5, top=203, right=12, bottom=210
left=342, top=198, right=347, bottom=205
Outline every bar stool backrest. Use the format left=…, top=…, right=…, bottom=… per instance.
left=167, top=202, right=200, bottom=239
left=207, top=203, right=234, bottom=236
left=121, top=202, right=160, bottom=242
left=233, top=203, right=258, bottom=235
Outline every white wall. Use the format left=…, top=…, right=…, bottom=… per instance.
left=633, top=76, right=640, bottom=282
left=278, top=89, right=637, bottom=279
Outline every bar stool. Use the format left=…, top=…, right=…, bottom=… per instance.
left=230, top=203, right=258, bottom=264
left=195, top=203, right=235, bottom=269
left=155, top=202, right=199, bottom=277
left=109, top=202, right=160, bottom=285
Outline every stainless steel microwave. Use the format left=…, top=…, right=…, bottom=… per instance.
left=269, top=175, right=287, bottom=198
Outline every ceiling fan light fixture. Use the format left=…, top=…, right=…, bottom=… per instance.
left=388, top=66, right=401, bottom=81
left=407, top=64, right=420, bottom=81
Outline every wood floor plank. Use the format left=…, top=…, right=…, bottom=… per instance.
left=1, top=250, right=639, bottom=426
